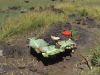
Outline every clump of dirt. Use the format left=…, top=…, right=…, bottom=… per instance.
left=29, top=7, right=35, bottom=11
left=51, top=0, right=57, bottom=1
left=24, top=1, right=29, bottom=3
left=8, top=6, right=21, bottom=11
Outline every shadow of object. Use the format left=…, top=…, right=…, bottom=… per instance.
left=30, top=47, right=72, bottom=66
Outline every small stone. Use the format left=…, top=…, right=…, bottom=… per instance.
left=18, top=64, right=26, bottom=69
left=28, top=66, right=37, bottom=72
left=0, top=50, right=3, bottom=56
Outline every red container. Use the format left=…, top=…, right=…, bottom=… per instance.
left=62, top=31, right=71, bottom=37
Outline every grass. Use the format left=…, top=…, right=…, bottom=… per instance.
left=55, top=2, right=100, bottom=18
left=0, top=0, right=100, bottom=42
left=0, top=0, right=63, bottom=26
left=0, top=10, right=66, bottom=42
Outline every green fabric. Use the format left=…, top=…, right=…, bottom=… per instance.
left=29, top=37, right=76, bottom=57
left=42, top=40, right=75, bottom=57
left=42, top=45, right=63, bottom=57
left=29, top=37, right=48, bottom=48
left=58, top=40, right=75, bottom=47
left=29, top=37, right=48, bottom=53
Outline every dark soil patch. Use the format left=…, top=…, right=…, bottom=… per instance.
left=0, top=42, right=14, bottom=56
left=8, top=6, right=21, bottom=11
left=0, top=42, right=26, bottom=57
left=30, top=47, right=73, bottom=66
left=40, top=22, right=71, bottom=45
left=72, top=26, right=93, bottom=46
left=40, top=20, right=92, bottom=46
left=76, top=16, right=100, bottom=28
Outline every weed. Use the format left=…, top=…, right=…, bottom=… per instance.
left=91, top=50, right=100, bottom=66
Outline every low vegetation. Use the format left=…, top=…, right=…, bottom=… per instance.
left=0, top=11, right=66, bottom=41
left=0, top=1, right=100, bottom=41
left=91, top=49, right=100, bottom=66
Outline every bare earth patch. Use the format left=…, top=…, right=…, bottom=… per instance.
left=0, top=16, right=100, bottom=75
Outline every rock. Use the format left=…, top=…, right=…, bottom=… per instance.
left=0, top=50, right=3, bottom=56
left=18, top=64, right=26, bottom=69
left=28, top=66, right=37, bottom=72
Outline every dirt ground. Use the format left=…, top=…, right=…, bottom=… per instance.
left=0, top=16, right=100, bottom=75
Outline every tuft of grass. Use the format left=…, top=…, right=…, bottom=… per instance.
left=91, top=49, right=100, bottom=66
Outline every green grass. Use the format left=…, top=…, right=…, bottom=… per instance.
left=0, top=10, right=66, bottom=41
left=0, top=0, right=63, bottom=10
left=0, top=0, right=100, bottom=41
left=0, top=0, right=63, bottom=27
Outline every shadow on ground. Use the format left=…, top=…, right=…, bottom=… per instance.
left=30, top=48, right=72, bottom=66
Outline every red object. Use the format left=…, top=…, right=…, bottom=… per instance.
left=62, top=31, right=71, bottom=37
